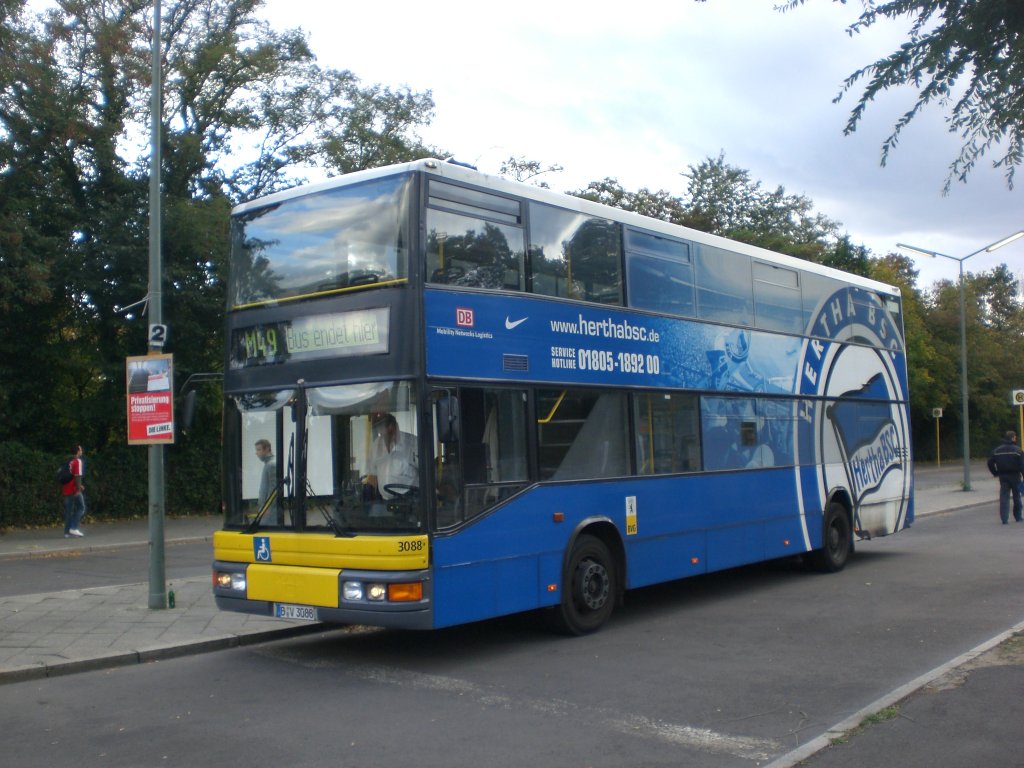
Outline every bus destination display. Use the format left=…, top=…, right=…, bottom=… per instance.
left=231, top=307, right=389, bottom=368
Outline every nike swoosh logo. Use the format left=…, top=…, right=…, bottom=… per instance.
left=505, top=316, right=528, bottom=330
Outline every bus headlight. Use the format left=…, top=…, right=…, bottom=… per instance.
left=214, top=571, right=246, bottom=592
left=342, top=581, right=364, bottom=601
left=367, top=583, right=387, bottom=602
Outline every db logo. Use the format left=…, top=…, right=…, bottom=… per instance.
left=456, top=308, right=474, bottom=327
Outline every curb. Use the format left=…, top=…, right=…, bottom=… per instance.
left=916, top=498, right=997, bottom=517
left=762, top=617, right=1024, bottom=768
left=0, top=535, right=215, bottom=562
left=0, top=623, right=326, bottom=685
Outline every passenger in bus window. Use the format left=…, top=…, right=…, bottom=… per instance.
left=254, top=439, right=279, bottom=524
left=366, top=413, right=419, bottom=502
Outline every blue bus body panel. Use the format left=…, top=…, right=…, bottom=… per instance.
left=430, top=468, right=816, bottom=628
left=423, top=278, right=912, bottom=629
left=426, top=283, right=914, bottom=629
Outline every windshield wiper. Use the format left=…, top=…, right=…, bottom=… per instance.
left=315, top=501, right=354, bottom=537
left=245, top=483, right=285, bottom=534
left=305, top=479, right=354, bottom=537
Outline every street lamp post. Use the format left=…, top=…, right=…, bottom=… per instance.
left=898, top=231, right=1024, bottom=492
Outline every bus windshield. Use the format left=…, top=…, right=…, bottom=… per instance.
left=229, top=173, right=414, bottom=308
left=224, top=380, right=421, bottom=535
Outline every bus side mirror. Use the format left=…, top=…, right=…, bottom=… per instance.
left=177, top=372, right=223, bottom=433
left=181, top=389, right=197, bottom=430
left=435, top=394, right=460, bottom=444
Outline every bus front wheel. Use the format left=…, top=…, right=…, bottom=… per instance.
left=550, top=534, right=616, bottom=635
left=809, top=501, right=852, bottom=573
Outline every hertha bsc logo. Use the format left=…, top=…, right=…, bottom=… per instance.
left=795, top=287, right=911, bottom=538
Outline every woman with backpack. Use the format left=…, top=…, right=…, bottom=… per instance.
left=60, top=445, right=86, bottom=538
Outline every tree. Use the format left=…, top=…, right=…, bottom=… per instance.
left=780, top=0, right=1024, bottom=191
left=499, top=155, right=564, bottom=188
left=0, top=0, right=126, bottom=453
left=569, top=177, right=689, bottom=224
left=1, top=0, right=443, bottom=439
left=0, top=0, right=447, bottom=517
left=823, top=234, right=872, bottom=277
left=159, top=0, right=441, bottom=202
left=679, top=153, right=842, bottom=261
left=317, top=81, right=439, bottom=178
left=920, top=265, right=1024, bottom=460
left=565, top=153, right=864, bottom=267
left=975, top=263, right=1024, bottom=334
left=870, top=253, right=945, bottom=458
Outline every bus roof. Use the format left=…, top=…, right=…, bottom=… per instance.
left=232, top=158, right=901, bottom=298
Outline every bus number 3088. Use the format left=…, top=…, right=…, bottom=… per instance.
left=398, top=540, right=425, bottom=553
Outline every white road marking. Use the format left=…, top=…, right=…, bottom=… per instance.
left=262, top=646, right=781, bottom=761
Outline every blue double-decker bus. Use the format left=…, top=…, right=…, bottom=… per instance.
left=213, top=158, right=912, bottom=634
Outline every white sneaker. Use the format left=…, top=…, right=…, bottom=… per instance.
left=70, top=529, right=85, bottom=537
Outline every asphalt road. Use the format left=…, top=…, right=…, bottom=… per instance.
left=2, top=502, right=1021, bottom=767
left=0, top=539, right=210, bottom=597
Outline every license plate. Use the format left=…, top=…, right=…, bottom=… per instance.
left=274, top=603, right=318, bottom=621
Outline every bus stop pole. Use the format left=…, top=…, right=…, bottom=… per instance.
left=147, top=0, right=167, bottom=610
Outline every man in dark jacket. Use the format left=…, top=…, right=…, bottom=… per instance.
left=987, top=431, right=1023, bottom=524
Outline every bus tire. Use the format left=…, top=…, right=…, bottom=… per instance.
left=809, top=501, right=852, bottom=573
left=549, top=534, right=617, bottom=635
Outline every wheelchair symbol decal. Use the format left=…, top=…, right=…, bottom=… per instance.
left=254, top=536, right=271, bottom=562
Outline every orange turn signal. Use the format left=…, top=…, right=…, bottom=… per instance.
left=387, top=582, right=423, bottom=602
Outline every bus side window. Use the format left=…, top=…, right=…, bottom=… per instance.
left=625, top=229, right=695, bottom=318
left=538, top=389, right=629, bottom=480
left=701, top=397, right=788, bottom=471
left=425, top=208, right=525, bottom=291
left=753, top=261, right=802, bottom=333
left=634, top=392, right=700, bottom=475
left=528, top=202, right=623, bottom=305
left=695, top=245, right=753, bottom=326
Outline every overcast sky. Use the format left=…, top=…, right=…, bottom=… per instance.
left=258, top=0, right=1023, bottom=290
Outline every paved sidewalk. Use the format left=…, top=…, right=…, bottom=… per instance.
left=0, top=515, right=326, bottom=683
left=0, top=464, right=1003, bottom=693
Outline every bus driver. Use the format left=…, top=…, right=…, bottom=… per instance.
left=365, top=413, right=419, bottom=501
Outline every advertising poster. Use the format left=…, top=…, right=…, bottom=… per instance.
left=424, top=285, right=911, bottom=536
left=126, top=353, right=175, bottom=445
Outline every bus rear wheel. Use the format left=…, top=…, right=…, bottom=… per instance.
left=809, top=501, right=852, bottom=573
left=550, top=534, right=616, bottom=635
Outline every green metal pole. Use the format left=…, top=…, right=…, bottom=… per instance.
left=148, top=0, right=166, bottom=610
